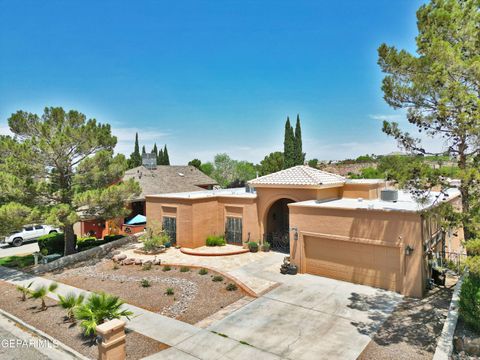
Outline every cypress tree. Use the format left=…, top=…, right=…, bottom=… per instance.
left=142, top=145, right=146, bottom=155
left=157, top=148, right=164, bottom=165
left=283, top=117, right=295, bottom=169
left=294, top=114, right=305, bottom=165
left=128, top=132, right=142, bottom=168
left=152, top=143, right=158, bottom=157
left=163, top=145, right=170, bottom=165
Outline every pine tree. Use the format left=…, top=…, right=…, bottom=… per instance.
left=163, top=145, right=170, bottom=165
left=294, top=114, right=305, bottom=165
left=152, top=143, right=158, bottom=157
left=128, top=133, right=142, bottom=168
left=283, top=117, right=295, bottom=169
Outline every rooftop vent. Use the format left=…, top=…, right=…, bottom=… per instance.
left=142, top=153, right=157, bottom=170
left=381, top=189, right=398, bottom=202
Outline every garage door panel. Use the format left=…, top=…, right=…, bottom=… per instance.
left=304, top=236, right=400, bottom=292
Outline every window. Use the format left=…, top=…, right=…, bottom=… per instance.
left=24, top=226, right=34, bottom=231
left=162, top=217, right=176, bottom=245
left=225, top=217, right=242, bottom=245
left=34, top=225, right=44, bottom=230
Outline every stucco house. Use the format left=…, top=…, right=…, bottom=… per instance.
left=75, top=164, right=217, bottom=238
left=146, top=165, right=463, bottom=297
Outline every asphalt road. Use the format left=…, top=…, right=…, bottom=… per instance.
left=0, top=243, right=39, bottom=258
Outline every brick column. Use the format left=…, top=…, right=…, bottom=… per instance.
left=97, top=319, right=126, bottom=360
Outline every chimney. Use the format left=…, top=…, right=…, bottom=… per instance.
left=142, top=153, right=157, bottom=170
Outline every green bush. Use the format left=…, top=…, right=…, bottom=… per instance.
left=140, top=279, right=151, bottom=288
left=212, top=275, right=223, bottom=282
left=162, top=265, right=171, bottom=272
left=38, top=232, right=64, bottom=255
left=459, top=273, right=480, bottom=333
left=226, top=283, right=238, bottom=291
left=104, top=234, right=123, bottom=242
left=466, top=256, right=480, bottom=277
left=165, top=287, right=174, bottom=295
left=198, top=268, right=208, bottom=275
left=77, top=238, right=105, bottom=252
left=248, top=241, right=258, bottom=252
left=76, top=236, right=97, bottom=244
left=206, top=235, right=226, bottom=247
left=180, top=266, right=190, bottom=272
left=465, top=239, right=480, bottom=256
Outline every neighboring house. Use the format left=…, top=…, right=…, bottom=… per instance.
left=146, top=165, right=463, bottom=297
left=75, top=161, right=217, bottom=239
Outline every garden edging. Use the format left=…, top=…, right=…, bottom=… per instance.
left=31, top=234, right=140, bottom=274
left=433, top=274, right=465, bottom=360
left=0, top=308, right=90, bottom=360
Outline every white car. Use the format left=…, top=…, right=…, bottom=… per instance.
left=3, top=225, right=60, bottom=247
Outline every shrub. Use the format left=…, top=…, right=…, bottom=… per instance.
left=466, top=239, right=480, bottom=256
left=459, top=273, right=480, bottom=333
left=165, top=287, right=174, bottom=295
left=206, top=235, right=226, bottom=247
left=112, top=263, right=119, bottom=270
left=30, top=283, right=58, bottom=311
left=180, top=266, right=190, bottom=273
left=198, top=268, right=208, bottom=275
left=140, top=279, right=151, bottom=288
left=38, top=232, right=64, bottom=255
left=226, top=283, right=238, bottom=291
left=74, top=292, right=133, bottom=336
left=248, top=241, right=258, bottom=252
left=466, top=256, right=480, bottom=277
left=104, top=234, right=123, bottom=242
left=212, top=275, right=223, bottom=282
left=142, top=262, right=152, bottom=271
left=76, top=236, right=97, bottom=244
left=58, top=293, right=85, bottom=322
left=162, top=265, right=171, bottom=272
left=141, top=222, right=170, bottom=252
left=261, top=242, right=270, bottom=252
left=16, top=281, right=33, bottom=301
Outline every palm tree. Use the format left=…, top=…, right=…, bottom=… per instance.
left=74, top=292, right=133, bottom=336
left=16, top=281, right=33, bottom=301
left=58, top=293, right=85, bottom=322
left=30, top=283, right=58, bottom=311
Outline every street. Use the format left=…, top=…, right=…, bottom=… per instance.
left=0, top=243, right=39, bottom=258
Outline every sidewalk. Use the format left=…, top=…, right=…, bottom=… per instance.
left=0, top=266, right=281, bottom=360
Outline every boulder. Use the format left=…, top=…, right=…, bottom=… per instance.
left=122, top=258, right=135, bottom=265
left=153, top=258, right=161, bottom=265
left=134, top=258, right=142, bottom=265
left=113, top=254, right=127, bottom=262
left=142, top=260, right=153, bottom=266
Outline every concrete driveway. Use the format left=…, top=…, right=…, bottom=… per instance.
left=0, top=242, right=39, bottom=258
left=207, top=253, right=403, bottom=360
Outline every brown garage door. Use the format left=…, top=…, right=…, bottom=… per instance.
left=304, top=235, right=401, bottom=292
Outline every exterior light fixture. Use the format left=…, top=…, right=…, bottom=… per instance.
left=291, top=227, right=298, bottom=241
left=405, top=245, right=414, bottom=256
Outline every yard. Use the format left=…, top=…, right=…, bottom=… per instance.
left=0, top=281, right=167, bottom=359
left=46, top=259, right=247, bottom=325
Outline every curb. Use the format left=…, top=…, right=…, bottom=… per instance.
left=0, top=308, right=91, bottom=360
left=433, top=273, right=465, bottom=360
left=180, top=247, right=250, bottom=257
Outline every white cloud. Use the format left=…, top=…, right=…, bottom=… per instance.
left=369, top=114, right=405, bottom=122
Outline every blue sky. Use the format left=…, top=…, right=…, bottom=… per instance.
left=0, top=0, right=427, bottom=164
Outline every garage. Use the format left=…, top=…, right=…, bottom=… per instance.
left=303, top=235, right=401, bottom=292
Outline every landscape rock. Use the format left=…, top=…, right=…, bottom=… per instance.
left=113, top=254, right=127, bottom=262
left=134, top=258, right=142, bottom=265
left=122, top=258, right=135, bottom=265
left=153, top=258, right=161, bottom=265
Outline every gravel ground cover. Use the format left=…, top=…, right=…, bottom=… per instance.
left=47, top=259, right=246, bottom=324
left=0, top=281, right=168, bottom=360
left=358, top=278, right=456, bottom=360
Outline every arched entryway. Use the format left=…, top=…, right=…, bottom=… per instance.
left=265, top=198, right=294, bottom=253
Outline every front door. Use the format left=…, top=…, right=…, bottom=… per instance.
left=162, top=217, right=176, bottom=245
left=225, top=217, right=242, bottom=245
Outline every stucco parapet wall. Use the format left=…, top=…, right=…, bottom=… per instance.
left=31, top=234, right=139, bottom=274
left=289, top=188, right=461, bottom=214
left=146, top=188, right=256, bottom=200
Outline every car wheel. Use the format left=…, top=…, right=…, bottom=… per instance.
left=12, top=238, right=23, bottom=247
left=49, top=230, right=57, bottom=234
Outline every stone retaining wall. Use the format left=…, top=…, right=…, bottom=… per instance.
left=32, top=235, right=137, bottom=274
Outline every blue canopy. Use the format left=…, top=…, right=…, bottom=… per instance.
left=125, top=214, right=147, bottom=225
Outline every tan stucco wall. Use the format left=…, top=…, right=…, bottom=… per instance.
left=341, top=183, right=385, bottom=200
left=288, top=205, right=425, bottom=297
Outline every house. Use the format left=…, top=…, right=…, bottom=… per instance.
left=75, top=162, right=218, bottom=238
left=146, top=165, right=463, bottom=297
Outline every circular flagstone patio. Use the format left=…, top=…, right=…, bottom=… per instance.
left=180, top=244, right=249, bottom=256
